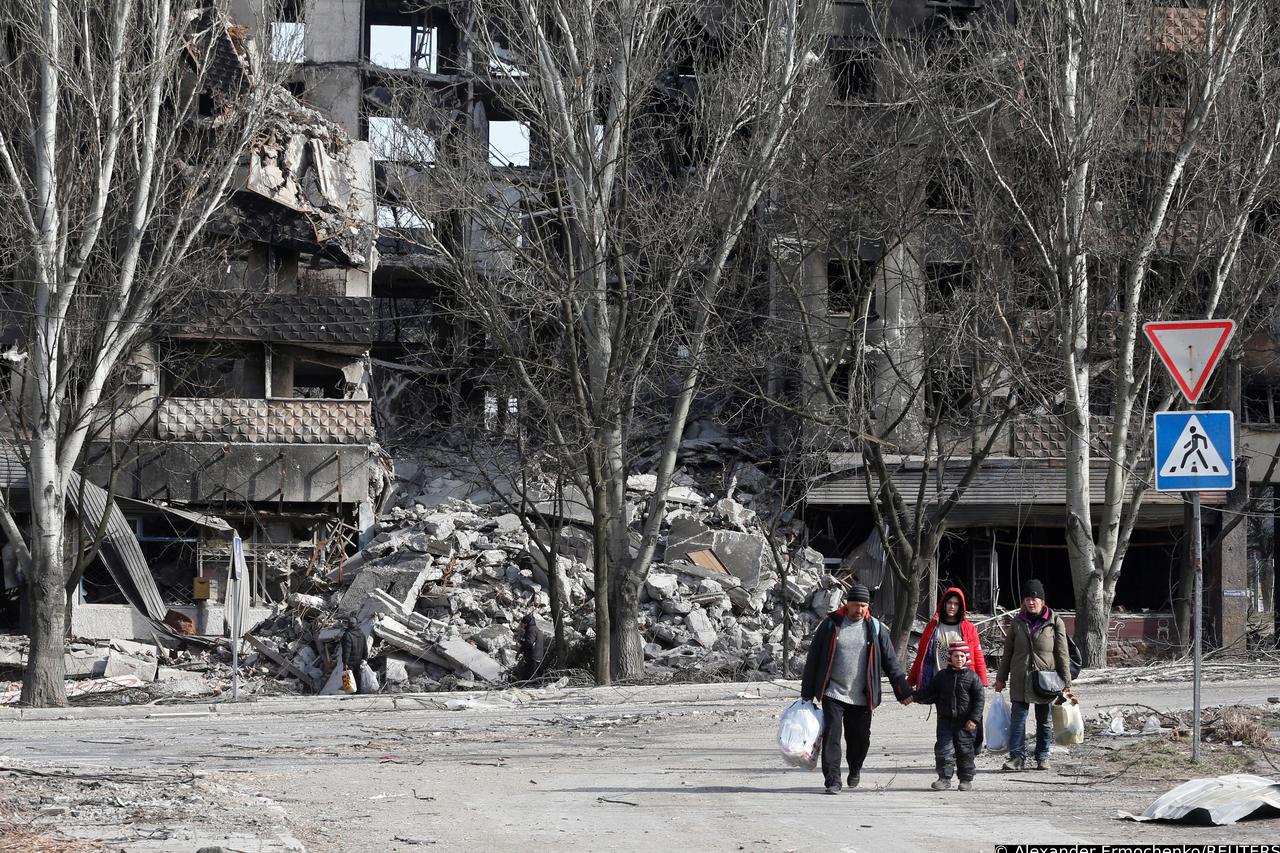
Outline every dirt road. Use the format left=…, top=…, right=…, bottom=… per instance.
left=2, top=678, right=1278, bottom=852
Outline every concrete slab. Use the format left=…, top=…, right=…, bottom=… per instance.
left=665, top=518, right=769, bottom=589
left=337, top=551, right=439, bottom=619
left=433, top=637, right=502, bottom=683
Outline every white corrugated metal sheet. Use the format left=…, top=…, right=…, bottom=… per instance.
left=1120, top=774, right=1280, bottom=825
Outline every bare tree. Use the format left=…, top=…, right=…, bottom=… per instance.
left=381, top=0, right=825, bottom=681
left=0, top=0, right=282, bottom=706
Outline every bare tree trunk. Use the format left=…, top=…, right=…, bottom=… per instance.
left=21, top=433, right=68, bottom=706
left=890, top=553, right=927, bottom=663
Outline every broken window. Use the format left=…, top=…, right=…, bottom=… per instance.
left=1245, top=382, right=1280, bottom=424
left=377, top=204, right=430, bottom=231
left=160, top=342, right=265, bottom=398
left=828, top=356, right=875, bottom=414
left=925, top=365, right=975, bottom=426
left=270, top=21, right=305, bottom=64
left=828, top=47, right=875, bottom=102
left=369, top=23, right=437, bottom=72
left=483, top=390, right=519, bottom=434
left=1137, top=59, right=1187, bottom=108
left=925, top=162, right=970, bottom=212
left=924, top=261, right=973, bottom=314
left=826, top=256, right=877, bottom=316
left=489, top=121, right=531, bottom=167
left=368, top=116, right=435, bottom=163
left=292, top=361, right=347, bottom=399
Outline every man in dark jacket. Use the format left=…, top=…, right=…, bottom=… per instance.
left=339, top=617, right=368, bottom=693
left=913, top=639, right=984, bottom=791
left=801, top=584, right=913, bottom=794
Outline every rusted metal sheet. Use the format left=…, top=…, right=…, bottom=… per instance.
left=1120, top=774, right=1280, bottom=825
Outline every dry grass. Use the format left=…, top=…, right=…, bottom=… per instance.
left=1092, top=738, right=1260, bottom=782
left=1214, top=708, right=1271, bottom=747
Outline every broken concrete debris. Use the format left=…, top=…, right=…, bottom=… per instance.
left=0, top=438, right=841, bottom=701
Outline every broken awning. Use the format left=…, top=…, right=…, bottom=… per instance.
left=114, top=497, right=233, bottom=533
left=68, top=474, right=167, bottom=622
left=807, top=458, right=1224, bottom=527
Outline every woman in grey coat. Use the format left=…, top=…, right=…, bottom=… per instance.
left=993, top=579, right=1071, bottom=771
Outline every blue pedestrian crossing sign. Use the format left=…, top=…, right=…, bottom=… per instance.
left=1153, top=410, right=1235, bottom=492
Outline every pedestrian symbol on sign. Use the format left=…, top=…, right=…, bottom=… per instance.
left=1173, top=424, right=1218, bottom=474
left=1154, top=411, right=1234, bottom=491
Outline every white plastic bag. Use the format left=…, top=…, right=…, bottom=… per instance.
left=359, top=661, right=380, bottom=694
left=340, top=668, right=356, bottom=694
left=777, top=699, right=823, bottom=769
left=986, top=691, right=1011, bottom=752
left=1053, top=698, right=1084, bottom=745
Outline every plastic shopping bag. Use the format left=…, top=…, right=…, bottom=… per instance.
left=985, top=691, right=1011, bottom=752
left=340, top=668, right=357, bottom=694
left=1053, top=694, right=1085, bottom=745
left=359, top=661, right=380, bottom=694
left=777, top=699, right=823, bottom=769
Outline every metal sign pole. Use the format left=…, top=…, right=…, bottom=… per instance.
left=232, top=625, right=240, bottom=696
left=1190, top=489, right=1202, bottom=763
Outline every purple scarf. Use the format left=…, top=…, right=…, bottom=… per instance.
left=1017, top=605, right=1052, bottom=638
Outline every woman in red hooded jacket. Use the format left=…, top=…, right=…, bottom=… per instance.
left=909, top=587, right=989, bottom=692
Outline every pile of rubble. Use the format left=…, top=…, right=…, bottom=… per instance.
left=2, top=432, right=849, bottom=702
left=0, top=636, right=227, bottom=705
left=236, top=439, right=841, bottom=695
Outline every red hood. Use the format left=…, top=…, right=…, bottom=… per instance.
left=933, top=587, right=967, bottom=621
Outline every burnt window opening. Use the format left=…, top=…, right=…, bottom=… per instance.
left=1249, top=200, right=1280, bottom=238
left=270, top=21, right=305, bottom=64
left=829, top=47, right=876, bottom=102
left=489, top=120, right=531, bottom=167
left=367, top=115, right=436, bottom=163
left=1137, top=62, right=1188, bottom=109
left=828, top=357, right=875, bottom=416
left=368, top=21, right=439, bottom=73
left=1089, top=374, right=1115, bottom=417
left=925, top=162, right=970, bottom=212
left=924, top=261, right=973, bottom=314
left=160, top=341, right=265, bottom=398
left=925, top=360, right=975, bottom=426
left=291, top=361, right=347, bottom=399
left=827, top=256, right=878, bottom=316
left=1245, top=382, right=1280, bottom=424
left=483, top=390, right=520, bottom=434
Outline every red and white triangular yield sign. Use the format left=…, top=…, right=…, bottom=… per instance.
left=1143, top=319, right=1236, bottom=403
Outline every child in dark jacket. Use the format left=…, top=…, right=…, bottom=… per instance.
left=912, top=639, right=985, bottom=791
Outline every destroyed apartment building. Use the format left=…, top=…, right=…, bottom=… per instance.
left=0, top=5, right=380, bottom=643
left=3, top=0, right=1279, bottom=705
left=791, top=0, right=1278, bottom=662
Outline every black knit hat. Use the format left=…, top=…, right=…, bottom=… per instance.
left=1021, top=579, right=1045, bottom=599
left=846, top=583, right=871, bottom=603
